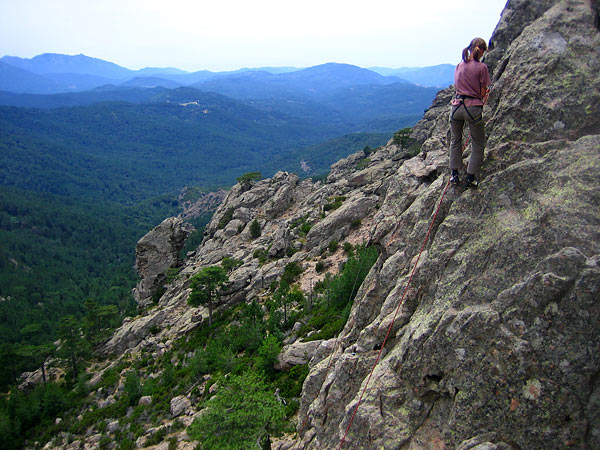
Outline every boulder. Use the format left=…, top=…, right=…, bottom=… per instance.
left=170, top=395, right=191, bottom=417
left=269, top=227, right=291, bottom=258
left=139, top=395, right=153, bottom=406
left=106, top=420, right=119, bottom=433
left=275, top=340, right=323, bottom=371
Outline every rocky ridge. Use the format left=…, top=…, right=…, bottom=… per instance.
left=41, top=0, right=599, bottom=448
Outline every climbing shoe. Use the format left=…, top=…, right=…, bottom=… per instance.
left=450, top=170, right=460, bottom=185
left=465, top=173, right=479, bottom=189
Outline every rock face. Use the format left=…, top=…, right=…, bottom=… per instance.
left=97, top=1, right=599, bottom=449
left=294, top=1, right=600, bottom=449
left=132, top=217, right=192, bottom=309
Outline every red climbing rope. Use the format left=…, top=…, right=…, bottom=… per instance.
left=337, top=177, right=451, bottom=449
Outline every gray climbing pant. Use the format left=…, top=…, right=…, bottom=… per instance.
left=449, top=105, right=485, bottom=175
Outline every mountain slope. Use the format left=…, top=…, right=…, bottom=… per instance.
left=0, top=96, right=335, bottom=202
left=1, top=86, right=403, bottom=205
left=371, top=63, right=455, bottom=87
left=0, top=61, right=62, bottom=94
left=0, top=86, right=169, bottom=108
left=193, top=62, right=405, bottom=100
left=0, top=53, right=132, bottom=78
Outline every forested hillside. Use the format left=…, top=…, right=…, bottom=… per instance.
left=0, top=57, right=439, bottom=416
left=0, top=186, right=182, bottom=389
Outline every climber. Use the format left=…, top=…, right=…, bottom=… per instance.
left=449, top=37, right=492, bottom=188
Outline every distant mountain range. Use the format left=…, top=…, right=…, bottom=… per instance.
left=369, top=64, right=455, bottom=87
left=0, top=53, right=454, bottom=95
left=0, top=52, right=443, bottom=195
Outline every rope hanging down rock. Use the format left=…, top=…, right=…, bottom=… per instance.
left=336, top=177, right=451, bottom=449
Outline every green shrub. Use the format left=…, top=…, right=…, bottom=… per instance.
left=355, top=158, right=370, bottom=170
left=99, top=435, right=112, bottom=449
left=124, top=372, right=142, bottom=406
left=236, top=172, right=262, bottom=188
left=315, top=261, right=325, bottom=273
left=100, top=368, right=119, bottom=389
left=323, top=196, right=346, bottom=212
left=350, top=219, right=361, bottom=229
left=275, top=364, right=309, bottom=399
left=161, top=363, right=175, bottom=389
left=221, top=257, right=243, bottom=273
left=299, top=221, right=312, bottom=235
left=187, top=372, right=286, bottom=449
left=151, top=286, right=166, bottom=304
left=343, top=242, right=354, bottom=254
left=328, top=240, right=339, bottom=253
left=301, top=245, right=378, bottom=340
left=145, top=427, right=167, bottom=447
left=250, top=219, right=261, bottom=238
left=166, top=267, right=181, bottom=283
left=256, top=335, right=281, bottom=375
left=281, top=262, right=303, bottom=285
left=117, top=438, right=135, bottom=450
left=392, top=127, right=415, bottom=148
left=284, top=398, right=300, bottom=418
left=217, top=208, right=234, bottom=230
left=253, top=248, right=268, bottom=265
left=172, top=419, right=185, bottom=431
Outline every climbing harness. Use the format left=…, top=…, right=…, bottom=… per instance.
left=451, top=94, right=482, bottom=123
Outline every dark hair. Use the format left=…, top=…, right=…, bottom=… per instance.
left=462, top=37, right=488, bottom=62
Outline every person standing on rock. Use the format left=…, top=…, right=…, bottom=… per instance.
left=449, top=37, right=492, bottom=188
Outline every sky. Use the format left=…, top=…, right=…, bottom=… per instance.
left=0, top=0, right=508, bottom=72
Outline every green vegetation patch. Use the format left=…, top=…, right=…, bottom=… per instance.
left=188, top=372, right=287, bottom=450
left=217, top=208, right=235, bottom=230
left=300, top=245, right=378, bottom=341
left=323, top=196, right=346, bottom=212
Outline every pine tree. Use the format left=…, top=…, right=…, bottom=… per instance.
left=188, top=266, right=229, bottom=326
left=57, top=315, right=90, bottom=378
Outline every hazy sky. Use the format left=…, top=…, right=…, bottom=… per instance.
left=1, top=0, right=507, bottom=71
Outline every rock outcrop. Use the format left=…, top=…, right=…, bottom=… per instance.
left=132, top=217, right=192, bottom=309
left=91, top=1, right=599, bottom=449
